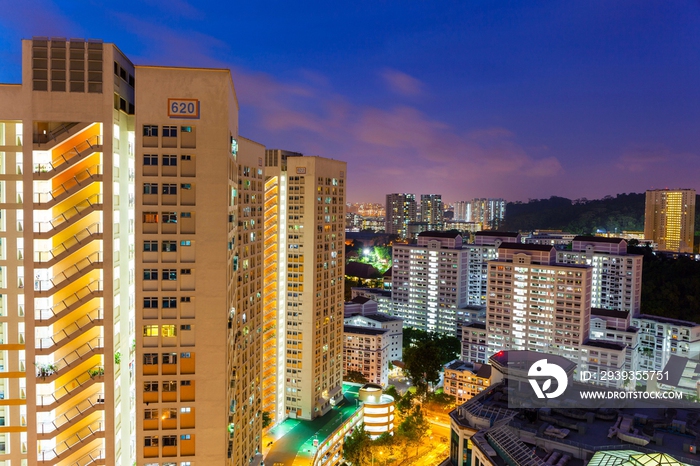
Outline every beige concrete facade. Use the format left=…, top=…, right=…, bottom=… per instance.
left=644, top=188, right=696, bottom=253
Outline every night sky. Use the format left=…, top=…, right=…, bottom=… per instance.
left=1, top=1, right=698, bottom=203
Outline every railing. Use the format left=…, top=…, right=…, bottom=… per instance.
left=67, top=448, right=105, bottom=466
left=35, top=281, right=103, bottom=322
left=34, top=165, right=103, bottom=205
left=34, top=223, right=102, bottom=264
left=38, top=393, right=104, bottom=436
left=33, top=135, right=102, bottom=174
left=36, top=338, right=104, bottom=381
left=36, top=308, right=104, bottom=351
left=33, top=122, right=79, bottom=145
left=33, top=194, right=103, bottom=234
left=34, top=251, right=103, bottom=294
left=37, top=420, right=104, bottom=462
left=37, top=365, right=104, bottom=409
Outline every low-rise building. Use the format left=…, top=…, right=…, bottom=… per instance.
left=443, top=359, right=493, bottom=404
left=344, top=312, right=403, bottom=363
left=461, top=322, right=488, bottom=364
left=631, top=314, right=700, bottom=372
left=343, top=326, right=390, bottom=387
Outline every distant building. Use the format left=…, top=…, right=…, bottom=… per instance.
left=343, top=326, right=391, bottom=387
left=420, top=194, right=444, bottom=225
left=344, top=296, right=379, bottom=316
left=470, top=198, right=506, bottom=229
left=461, top=322, right=488, bottom=364
left=590, top=308, right=639, bottom=372
left=644, top=188, right=696, bottom=253
left=631, top=314, right=700, bottom=372
left=391, top=231, right=468, bottom=333
left=350, top=287, right=393, bottom=315
left=454, top=201, right=471, bottom=222
left=443, top=360, right=493, bottom=404
left=385, top=193, right=417, bottom=239
left=524, top=230, right=576, bottom=246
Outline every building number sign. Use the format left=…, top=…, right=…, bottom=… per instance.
left=168, top=98, right=200, bottom=119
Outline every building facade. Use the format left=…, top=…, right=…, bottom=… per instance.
left=644, top=188, right=696, bottom=253
left=344, top=312, right=403, bottom=363
left=443, top=360, right=492, bottom=404
left=263, top=151, right=346, bottom=421
left=391, top=232, right=468, bottom=334
left=466, top=231, right=520, bottom=306
left=384, top=193, right=416, bottom=239
left=419, top=194, right=443, bottom=226
left=343, top=326, right=390, bottom=387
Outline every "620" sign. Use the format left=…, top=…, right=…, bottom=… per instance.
left=168, top=99, right=200, bottom=119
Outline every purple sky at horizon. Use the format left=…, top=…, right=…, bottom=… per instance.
left=1, top=1, right=698, bottom=203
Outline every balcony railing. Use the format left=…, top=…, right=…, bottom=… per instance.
left=33, top=135, right=102, bottom=176
left=34, top=251, right=103, bottom=295
left=33, top=194, right=103, bottom=236
left=34, top=223, right=102, bottom=266
left=34, top=165, right=103, bottom=207
left=36, top=308, right=104, bottom=352
left=35, top=281, right=103, bottom=324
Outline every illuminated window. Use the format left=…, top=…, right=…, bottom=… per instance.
left=144, top=381, right=158, bottom=392
left=143, top=325, right=159, bottom=337
left=143, top=212, right=158, bottom=223
left=144, top=408, right=158, bottom=419
left=144, top=436, right=159, bottom=447
left=162, top=325, right=176, bottom=337
left=163, top=380, right=177, bottom=392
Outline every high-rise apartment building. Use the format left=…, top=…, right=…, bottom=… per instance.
left=0, top=37, right=267, bottom=466
left=485, top=244, right=592, bottom=363
left=466, top=231, right=521, bottom=305
left=470, top=198, right=506, bottom=229
left=644, top=189, right=696, bottom=253
left=420, top=194, right=443, bottom=225
left=263, top=150, right=346, bottom=421
left=453, top=201, right=470, bottom=222
left=385, top=193, right=416, bottom=238
left=391, top=232, right=468, bottom=334
left=557, top=236, right=642, bottom=314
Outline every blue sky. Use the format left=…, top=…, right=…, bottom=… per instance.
left=1, top=0, right=698, bottom=202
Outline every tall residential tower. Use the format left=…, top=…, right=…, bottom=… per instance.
left=644, top=188, right=696, bottom=253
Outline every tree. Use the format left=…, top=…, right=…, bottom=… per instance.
left=404, top=340, right=442, bottom=395
left=343, top=424, right=371, bottom=465
left=262, top=411, right=272, bottom=429
left=398, top=405, right=430, bottom=455
left=345, top=370, right=369, bottom=384
left=396, top=390, right=414, bottom=415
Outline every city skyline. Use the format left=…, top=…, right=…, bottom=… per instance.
left=1, top=1, right=699, bottom=202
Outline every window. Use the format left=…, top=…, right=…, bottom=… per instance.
left=180, top=434, right=191, bottom=440
left=181, top=212, right=192, bottom=218
left=162, top=297, right=177, bottom=308
left=162, top=353, right=177, bottom=364
left=180, top=324, right=191, bottom=331
left=181, top=183, right=192, bottom=189
left=180, top=297, right=191, bottom=303
left=143, top=183, right=158, bottom=194
left=143, top=297, right=158, bottom=308
left=163, top=155, right=177, bottom=166
left=180, top=240, right=191, bottom=246
left=181, top=126, right=192, bottom=133
left=144, top=154, right=158, bottom=165
left=163, top=380, right=177, bottom=391
left=180, top=407, right=191, bottom=413
left=144, top=408, right=159, bottom=419
left=180, top=352, right=191, bottom=358
left=144, top=269, right=158, bottom=280
left=144, top=381, right=158, bottom=392
left=162, top=269, right=177, bottom=280
left=181, top=155, right=191, bottom=161
left=163, top=126, right=177, bottom=137
left=163, top=435, right=177, bottom=446
left=163, top=408, right=177, bottom=419
left=180, top=380, right=192, bottom=386
left=143, top=125, right=158, bottom=137
left=162, top=184, right=177, bottom=195
left=162, top=325, right=177, bottom=337
left=143, top=241, right=158, bottom=252
left=143, top=212, right=158, bottom=223
left=162, top=212, right=177, bottom=223
left=143, top=325, right=159, bottom=337
left=180, top=269, right=191, bottom=275
left=143, top=353, right=158, bottom=364
left=144, top=436, right=159, bottom=447
left=162, top=241, right=177, bottom=252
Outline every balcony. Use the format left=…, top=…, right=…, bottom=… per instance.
left=33, top=165, right=103, bottom=208
left=37, top=393, right=104, bottom=439
left=35, top=338, right=104, bottom=383
left=66, top=448, right=105, bottom=466
left=35, top=281, right=103, bottom=325
left=34, top=223, right=103, bottom=268
left=33, top=194, right=103, bottom=238
left=37, top=420, right=105, bottom=464
left=35, top=308, right=104, bottom=352
left=34, top=252, right=103, bottom=297
left=36, top=366, right=104, bottom=411
left=34, top=135, right=103, bottom=180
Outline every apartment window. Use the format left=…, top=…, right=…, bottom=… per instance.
left=162, top=353, right=177, bottom=364
left=143, top=297, right=158, bottom=308
left=162, top=297, right=177, bottom=308
left=180, top=240, right=191, bottom=246
left=163, top=212, right=177, bottom=223
left=181, top=324, right=191, bottom=331
left=143, top=125, right=158, bottom=137
left=143, top=325, right=159, bottom=337
left=143, top=241, right=158, bottom=252
left=144, top=154, right=158, bottom=165
left=162, top=269, right=177, bottom=280
left=163, top=155, right=177, bottom=166
left=143, top=183, right=158, bottom=194
left=162, top=325, right=176, bottom=337
left=144, top=408, right=159, bottom=419
left=163, top=435, right=177, bottom=446
left=163, top=126, right=177, bottom=137
left=181, top=212, right=192, bottom=218
left=143, top=212, right=158, bottom=223
left=163, top=408, right=177, bottom=419
left=144, top=381, right=158, bottom=392
left=162, top=184, right=177, bottom=195
left=181, top=155, right=191, bottom=161
left=180, top=380, right=192, bottom=386
left=180, top=353, right=191, bottom=358
left=181, top=126, right=192, bottom=133
left=143, top=269, right=158, bottom=280
left=180, top=269, right=191, bottom=275
left=180, top=434, right=191, bottom=440
left=181, top=183, right=191, bottom=189
left=180, top=297, right=191, bottom=303
left=163, top=380, right=177, bottom=392
left=143, top=353, right=158, bottom=364
left=144, top=436, right=159, bottom=447
left=180, top=407, right=191, bottom=413
left=162, top=241, right=177, bottom=252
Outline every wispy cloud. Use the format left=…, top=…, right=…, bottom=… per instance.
left=381, top=68, right=424, bottom=96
